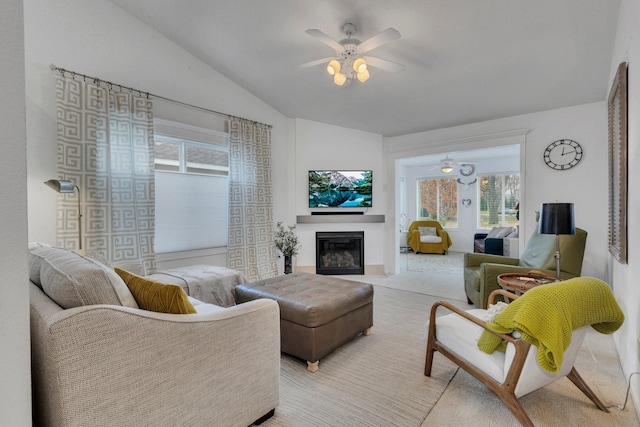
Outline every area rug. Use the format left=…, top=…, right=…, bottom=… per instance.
left=262, top=285, right=460, bottom=426
left=368, top=252, right=467, bottom=302
left=406, top=251, right=464, bottom=274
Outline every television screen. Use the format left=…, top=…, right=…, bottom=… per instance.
left=308, top=170, right=372, bottom=208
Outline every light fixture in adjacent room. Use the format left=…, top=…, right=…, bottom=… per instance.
left=441, top=165, right=453, bottom=174
left=45, top=179, right=83, bottom=250
left=538, top=202, right=575, bottom=281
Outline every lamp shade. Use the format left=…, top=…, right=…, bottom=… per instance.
left=538, top=203, right=575, bottom=235
left=333, top=72, right=347, bottom=86
left=44, top=179, right=76, bottom=193
left=327, top=60, right=341, bottom=76
left=353, top=58, right=367, bottom=73
left=356, top=68, right=370, bottom=83
left=441, top=165, right=453, bottom=174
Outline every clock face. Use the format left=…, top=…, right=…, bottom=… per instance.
left=543, top=139, right=583, bottom=170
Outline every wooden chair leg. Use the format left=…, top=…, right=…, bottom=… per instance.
left=424, top=341, right=435, bottom=376
left=499, top=392, right=534, bottom=427
left=567, top=367, right=610, bottom=412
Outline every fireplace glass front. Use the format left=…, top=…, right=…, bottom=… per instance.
left=315, top=231, right=364, bottom=275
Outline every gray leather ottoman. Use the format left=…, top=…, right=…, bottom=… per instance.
left=235, top=272, right=373, bottom=372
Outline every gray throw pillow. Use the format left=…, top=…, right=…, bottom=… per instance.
left=29, top=246, right=138, bottom=309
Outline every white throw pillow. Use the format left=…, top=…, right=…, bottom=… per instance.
left=475, top=301, right=509, bottom=342
left=418, top=226, right=437, bottom=236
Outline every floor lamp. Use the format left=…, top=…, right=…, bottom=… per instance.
left=538, top=202, right=575, bottom=281
left=45, top=179, right=83, bottom=251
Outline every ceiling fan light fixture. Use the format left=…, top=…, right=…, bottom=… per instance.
left=353, top=58, right=367, bottom=73
left=441, top=165, right=453, bottom=174
left=327, top=60, right=341, bottom=76
left=334, top=72, right=347, bottom=86
left=356, top=68, right=370, bottom=83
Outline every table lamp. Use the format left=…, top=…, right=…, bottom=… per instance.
left=538, top=202, right=574, bottom=281
left=45, top=179, right=83, bottom=250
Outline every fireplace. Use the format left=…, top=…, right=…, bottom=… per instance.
left=316, top=231, right=364, bottom=275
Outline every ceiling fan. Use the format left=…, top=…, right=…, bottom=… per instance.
left=425, top=154, right=477, bottom=175
left=300, top=23, right=404, bottom=86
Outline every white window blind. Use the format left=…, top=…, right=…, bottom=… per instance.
left=154, top=172, right=229, bottom=252
left=153, top=119, right=229, bottom=253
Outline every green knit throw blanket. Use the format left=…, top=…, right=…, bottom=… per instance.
left=477, top=277, right=624, bottom=373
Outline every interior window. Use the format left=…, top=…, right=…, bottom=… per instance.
left=153, top=125, right=229, bottom=253
left=417, top=177, right=458, bottom=227
left=478, top=174, right=519, bottom=228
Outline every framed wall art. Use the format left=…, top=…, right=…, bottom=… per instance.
left=607, top=62, right=628, bottom=264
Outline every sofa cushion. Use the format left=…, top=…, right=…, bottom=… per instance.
left=188, top=296, right=224, bottom=314
left=30, top=246, right=138, bottom=309
left=115, top=268, right=196, bottom=314
left=420, top=235, right=443, bottom=243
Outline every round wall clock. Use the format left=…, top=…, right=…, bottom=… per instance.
left=543, top=139, right=583, bottom=170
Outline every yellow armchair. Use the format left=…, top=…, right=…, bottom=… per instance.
left=408, top=220, right=452, bottom=254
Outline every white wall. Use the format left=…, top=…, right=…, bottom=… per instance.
left=293, top=119, right=385, bottom=272
left=0, top=0, right=31, bottom=424
left=608, top=0, right=640, bottom=413
left=24, top=0, right=290, bottom=249
left=385, top=102, right=608, bottom=277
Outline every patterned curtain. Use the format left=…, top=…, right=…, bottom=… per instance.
left=56, top=75, right=156, bottom=273
left=227, top=118, right=277, bottom=281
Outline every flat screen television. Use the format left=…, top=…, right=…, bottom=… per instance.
left=308, top=170, right=372, bottom=208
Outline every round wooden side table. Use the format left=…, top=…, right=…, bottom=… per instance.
left=497, top=272, right=556, bottom=295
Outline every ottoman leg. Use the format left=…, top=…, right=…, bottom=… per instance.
left=364, top=327, right=372, bottom=336
left=307, top=360, right=319, bottom=373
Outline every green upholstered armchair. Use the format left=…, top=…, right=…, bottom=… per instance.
left=464, top=228, right=587, bottom=308
left=408, top=220, right=452, bottom=254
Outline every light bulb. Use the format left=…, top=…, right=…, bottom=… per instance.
left=356, top=69, right=370, bottom=83
left=441, top=165, right=453, bottom=174
left=353, top=58, right=367, bottom=73
left=334, top=72, right=347, bottom=86
left=327, top=60, right=341, bottom=76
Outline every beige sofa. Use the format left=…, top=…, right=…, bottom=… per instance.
left=29, top=245, right=280, bottom=427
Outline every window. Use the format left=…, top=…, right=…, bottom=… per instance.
left=153, top=120, right=229, bottom=253
left=478, top=174, right=519, bottom=228
left=417, top=177, right=458, bottom=227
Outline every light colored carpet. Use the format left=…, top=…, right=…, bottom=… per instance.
left=262, top=285, right=463, bottom=426
left=406, top=251, right=464, bottom=274
left=264, top=253, right=638, bottom=426
left=370, top=252, right=467, bottom=303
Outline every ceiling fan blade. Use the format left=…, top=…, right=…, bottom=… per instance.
left=362, top=56, right=405, bottom=73
left=305, top=29, right=344, bottom=52
left=357, top=28, right=401, bottom=53
left=299, top=57, right=338, bottom=69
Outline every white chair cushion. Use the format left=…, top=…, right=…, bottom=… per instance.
left=433, top=309, right=507, bottom=382
left=433, top=309, right=590, bottom=397
left=420, top=235, right=442, bottom=243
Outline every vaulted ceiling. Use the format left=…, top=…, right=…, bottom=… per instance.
left=109, top=0, right=621, bottom=137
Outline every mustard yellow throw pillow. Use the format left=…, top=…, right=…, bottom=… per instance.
left=115, top=268, right=196, bottom=314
